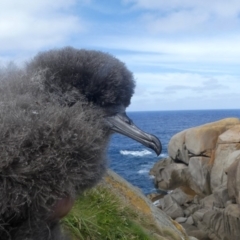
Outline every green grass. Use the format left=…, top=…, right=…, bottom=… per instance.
left=62, top=185, right=156, bottom=240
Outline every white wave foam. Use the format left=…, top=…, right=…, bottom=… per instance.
left=138, top=169, right=149, bottom=174
left=120, top=149, right=152, bottom=157
left=159, top=153, right=168, bottom=158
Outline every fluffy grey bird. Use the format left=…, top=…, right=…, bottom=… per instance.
left=0, top=47, right=161, bottom=240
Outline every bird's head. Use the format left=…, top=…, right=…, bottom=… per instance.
left=27, top=47, right=162, bottom=155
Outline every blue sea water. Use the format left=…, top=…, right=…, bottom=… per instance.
left=108, top=109, right=240, bottom=195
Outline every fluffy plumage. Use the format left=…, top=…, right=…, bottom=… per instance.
left=0, top=47, right=160, bottom=240
left=27, top=47, right=135, bottom=108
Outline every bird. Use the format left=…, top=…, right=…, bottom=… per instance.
left=0, top=47, right=162, bottom=240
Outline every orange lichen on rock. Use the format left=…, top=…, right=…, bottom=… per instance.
left=104, top=174, right=152, bottom=215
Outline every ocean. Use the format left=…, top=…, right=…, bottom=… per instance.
left=108, top=109, right=240, bottom=195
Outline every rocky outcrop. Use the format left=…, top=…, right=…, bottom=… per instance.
left=226, top=152, right=240, bottom=205
left=103, top=170, right=189, bottom=240
left=168, top=118, right=240, bottom=164
left=150, top=118, right=240, bottom=240
left=210, top=125, right=240, bottom=191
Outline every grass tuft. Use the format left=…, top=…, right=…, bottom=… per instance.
left=62, top=185, right=154, bottom=240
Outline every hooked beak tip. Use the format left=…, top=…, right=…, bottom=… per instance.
left=150, top=134, right=162, bottom=156
left=105, top=112, right=162, bottom=156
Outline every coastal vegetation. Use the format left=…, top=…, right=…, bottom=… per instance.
left=63, top=185, right=156, bottom=240
left=63, top=181, right=185, bottom=240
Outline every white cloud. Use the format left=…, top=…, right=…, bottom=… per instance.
left=142, top=9, right=209, bottom=34
left=128, top=72, right=240, bottom=111
left=0, top=0, right=77, bottom=14
left=123, top=0, right=240, bottom=16
left=93, top=35, right=240, bottom=68
left=123, top=0, right=240, bottom=35
left=1, top=0, right=240, bottom=110
left=0, top=0, right=85, bottom=58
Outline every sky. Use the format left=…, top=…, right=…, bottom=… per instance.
left=1, top=0, right=240, bottom=111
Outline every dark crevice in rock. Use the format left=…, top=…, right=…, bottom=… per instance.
left=173, top=158, right=188, bottom=166
left=188, top=150, right=210, bottom=159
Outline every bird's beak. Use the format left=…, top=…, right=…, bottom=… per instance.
left=105, top=112, right=162, bottom=156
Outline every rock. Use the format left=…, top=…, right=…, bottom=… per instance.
left=184, top=204, right=200, bottom=217
left=151, top=233, right=163, bottom=240
left=103, top=170, right=189, bottom=239
left=168, top=130, right=189, bottom=163
left=153, top=198, right=165, bottom=208
left=213, top=185, right=230, bottom=208
left=162, top=194, right=184, bottom=219
left=225, top=200, right=232, bottom=208
left=200, top=194, right=215, bottom=209
left=195, top=204, right=240, bottom=240
left=185, top=118, right=240, bottom=158
left=186, top=216, right=194, bottom=225
left=189, top=207, right=224, bottom=239
left=201, top=209, right=224, bottom=240
left=168, top=118, right=240, bottom=165
left=193, top=195, right=201, bottom=204
left=170, top=188, right=195, bottom=206
left=181, top=223, right=210, bottom=240
left=223, top=204, right=240, bottom=240
left=166, top=119, right=240, bottom=199
left=181, top=223, right=199, bottom=234
left=226, top=151, right=240, bottom=205
left=188, top=237, right=199, bottom=240
left=149, top=119, right=240, bottom=240
left=192, top=208, right=209, bottom=225
left=149, top=157, right=173, bottom=176
left=154, top=162, right=188, bottom=190
left=180, top=186, right=197, bottom=202
left=151, top=159, right=199, bottom=200
left=193, top=204, right=240, bottom=240
left=188, top=157, right=212, bottom=196
left=147, top=192, right=165, bottom=202
left=210, top=143, right=240, bottom=191
left=175, top=217, right=187, bottom=223
left=188, top=230, right=210, bottom=240
left=218, top=125, right=240, bottom=144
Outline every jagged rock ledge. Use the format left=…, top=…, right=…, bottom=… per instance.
left=149, top=118, right=240, bottom=240
left=103, top=170, right=195, bottom=240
